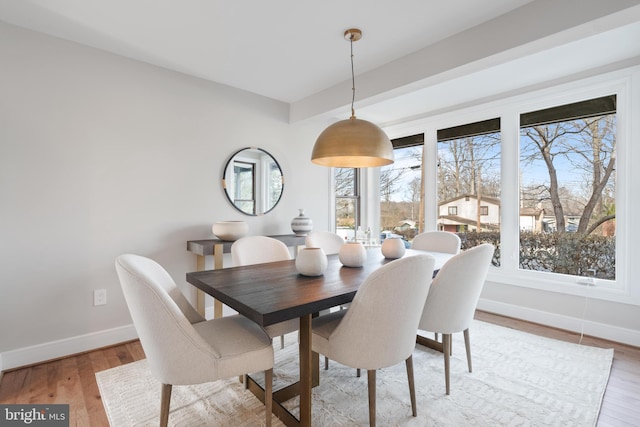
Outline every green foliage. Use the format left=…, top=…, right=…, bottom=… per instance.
left=458, top=231, right=501, bottom=267
left=456, top=231, right=615, bottom=279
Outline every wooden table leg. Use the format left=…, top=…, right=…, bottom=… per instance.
left=299, top=314, right=312, bottom=427
left=416, top=333, right=444, bottom=352
left=244, top=315, right=320, bottom=427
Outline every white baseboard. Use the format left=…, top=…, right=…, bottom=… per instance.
left=478, top=298, right=640, bottom=347
left=0, top=324, right=138, bottom=372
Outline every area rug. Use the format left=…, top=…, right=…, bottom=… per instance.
left=96, top=320, right=613, bottom=426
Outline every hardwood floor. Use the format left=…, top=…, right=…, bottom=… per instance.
left=0, top=340, right=145, bottom=426
left=1, top=311, right=638, bottom=426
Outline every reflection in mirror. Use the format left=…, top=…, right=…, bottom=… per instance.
left=223, top=147, right=284, bottom=215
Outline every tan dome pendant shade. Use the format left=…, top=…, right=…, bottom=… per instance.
left=311, top=29, right=394, bottom=168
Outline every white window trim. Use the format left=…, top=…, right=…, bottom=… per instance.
left=382, top=65, right=640, bottom=306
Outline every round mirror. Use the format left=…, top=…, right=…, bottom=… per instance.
left=222, top=147, right=284, bottom=216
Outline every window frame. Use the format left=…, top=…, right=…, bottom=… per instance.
left=381, top=66, right=635, bottom=306
left=333, top=167, right=361, bottom=239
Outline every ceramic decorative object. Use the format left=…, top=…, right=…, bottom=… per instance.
left=338, top=242, right=367, bottom=267
left=212, top=221, right=248, bottom=241
left=381, top=237, right=406, bottom=259
left=295, top=247, right=328, bottom=276
left=291, top=209, right=313, bottom=236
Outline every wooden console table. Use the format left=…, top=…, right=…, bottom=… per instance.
left=187, top=234, right=307, bottom=317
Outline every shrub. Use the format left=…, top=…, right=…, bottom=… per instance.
left=457, top=231, right=615, bottom=279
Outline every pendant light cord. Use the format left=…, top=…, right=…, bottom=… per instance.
left=350, top=34, right=356, bottom=119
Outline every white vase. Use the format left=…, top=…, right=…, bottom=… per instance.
left=291, top=209, right=313, bottom=236
left=295, top=248, right=328, bottom=276
left=212, top=221, right=248, bottom=241
left=339, top=242, right=367, bottom=267
left=381, top=238, right=406, bottom=259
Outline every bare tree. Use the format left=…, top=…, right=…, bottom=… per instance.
left=570, top=116, right=616, bottom=233
left=520, top=115, right=615, bottom=234
left=437, top=139, right=466, bottom=201
left=380, top=168, right=405, bottom=202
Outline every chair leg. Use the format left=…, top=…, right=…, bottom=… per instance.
left=357, top=368, right=361, bottom=377
left=367, top=370, right=376, bottom=427
left=280, top=334, right=285, bottom=349
left=160, top=383, right=172, bottom=427
left=265, top=368, right=273, bottom=427
left=325, top=356, right=329, bottom=370
left=405, top=355, right=417, bottom=417
left=463, top=328, right=472, bottom=372
left=443, top=334, right=451, bottom=395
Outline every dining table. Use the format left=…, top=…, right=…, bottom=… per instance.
left=186, top=247, right=453, bottom=427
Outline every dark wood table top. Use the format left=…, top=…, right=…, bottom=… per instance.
left=186, top=248, right=451, bottom=327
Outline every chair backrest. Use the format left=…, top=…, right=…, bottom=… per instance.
left=305, top=231, right=345, bottom=255
left=115, top=254, right=220, bottom=384
left=231, top=236, right=292, bottom=266
left=326, top=254, right=436, bottom=370
left=418, top=243, right=494, bottom=334
left=411, top=231, right=461, bottom=254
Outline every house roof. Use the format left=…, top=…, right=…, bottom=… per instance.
left=520, top=207, right=545, bottom=216
left=438, top=215, right=500, bottom=230
left=439, top=194, right=501, bottom=207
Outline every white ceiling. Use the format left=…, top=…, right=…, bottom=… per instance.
left=0, top=0, right=534, bottom=102
left=2, top=0, right=640, bottom=125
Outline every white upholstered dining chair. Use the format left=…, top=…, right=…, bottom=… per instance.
left=411, top=231, right=461, bottom=254
left=115, top=254, right=274, bottom=427
left=231, top=236, right=299, bottom=348
left=305, top=230, right=345, bottom=255
left=311, top=254, right=436, bottom=426
left=411, top=231, right=463, bottom=342
left=417, top=243, right=494, bottom=395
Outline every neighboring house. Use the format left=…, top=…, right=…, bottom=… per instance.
left=393, top=219, right=417, bottom=238
left=520, top=207, right=547, bottom=232
left=541, top=213, right=582, bottom=232
left=438, top=195, right=546, bottom=233
left=438, top=195, right=501, bottom=232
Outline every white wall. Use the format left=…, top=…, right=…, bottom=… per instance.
left=0, top=22, right=330, bottom=369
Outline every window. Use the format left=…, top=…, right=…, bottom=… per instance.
left=519, top=95, right=616, bottom=280
left=437, top=118, right=501, bottom=264
left=233, top=161, right=255, bottom=215
left=379, top=134, right=424, bottom=242
left=335, top=168, right=359, bottom=241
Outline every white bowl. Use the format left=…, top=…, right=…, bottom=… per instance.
left=296, top=247, right=328, bottom=276
left=212, top=221, right=248, bottom=241
left=381, top=238, right=406, bottom=259
left=338, top=242, right=367, bottom=267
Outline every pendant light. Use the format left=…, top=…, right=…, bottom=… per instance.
left=311, top=28, right=394, bottom=168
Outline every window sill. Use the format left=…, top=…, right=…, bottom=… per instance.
left=485, top=268, right=640, bottom=306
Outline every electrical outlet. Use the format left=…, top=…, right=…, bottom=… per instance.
left=94, top=289, right=107, bottom=306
